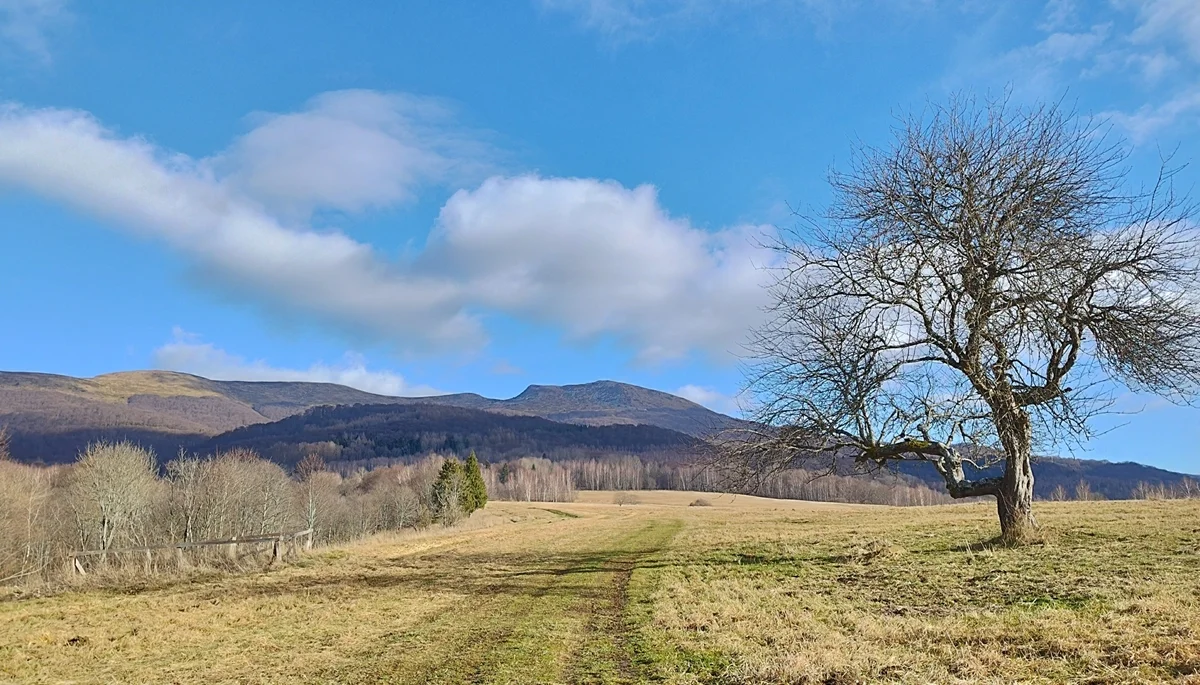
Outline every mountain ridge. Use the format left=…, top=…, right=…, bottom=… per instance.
left=3, top=369, right=1196, bottom=502
left=0, top=370, right=739, bottom=461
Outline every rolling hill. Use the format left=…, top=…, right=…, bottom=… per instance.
left=2, top=369, right=1194, bottom=501
left=0, top=370, right=737, bottom=462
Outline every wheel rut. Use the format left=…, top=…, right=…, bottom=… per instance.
left=565, top=518, right=682, bottom=685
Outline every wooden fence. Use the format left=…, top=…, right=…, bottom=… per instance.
left=67, top=529, right=314, bottom=576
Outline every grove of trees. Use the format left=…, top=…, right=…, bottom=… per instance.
left=0, top=441, right=480, bottom=584
left=430, top=451, right=489, bottom=525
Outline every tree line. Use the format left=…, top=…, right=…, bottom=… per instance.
left=0, top=440, right=487, bottom=585
left=201, top=402, right=699, bottom=468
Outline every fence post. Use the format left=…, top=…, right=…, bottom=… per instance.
left=304, top=530, right=313, bottom=551
left=143, top=549, right=152, bottom=574
left=226, top=535, right=238, bottom=562
left=175, top=546, right=186, bottom=570
left=272, top=537, right=283, bottom=565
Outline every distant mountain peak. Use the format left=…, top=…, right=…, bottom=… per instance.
left=509, top=380, right=703, bottom=412
left=0, top=369, right=742, bottom=462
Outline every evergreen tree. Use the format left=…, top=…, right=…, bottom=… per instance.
left=431, top=458, right=465, bottom=524
left=464, top=450, right=488, bottom=513
left=498, top=462, right=514, bottom=485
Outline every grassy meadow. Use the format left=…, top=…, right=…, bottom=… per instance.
left=2, top=494, right=1199, bottom=684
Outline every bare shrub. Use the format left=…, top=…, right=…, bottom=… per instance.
left=0, top=460, right=55, bottom=581
left=1132, top=478, right=1199, bottom=500
left=69, top=441, right=161, bottom=552
left=613, top=491, right=640, bottom=506
left=1, top=449, right=454, bottom=587
left=1075, top=480, right=1103, bottom=502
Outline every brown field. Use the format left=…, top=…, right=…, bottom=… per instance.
left=573, top=489, right=878, bottom=510
left=2, top=494, right=1199, bottom=684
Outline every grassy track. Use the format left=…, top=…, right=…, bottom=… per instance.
left=2, top=494, right=1199, bottom=683
left=0, top=504, right=684, bottom=684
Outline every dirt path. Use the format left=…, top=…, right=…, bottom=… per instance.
left=0, top=505, right=682, bottom=684
left=563, top=519, right=682, bottom=685
left=312, top=511, right=683, bottom=684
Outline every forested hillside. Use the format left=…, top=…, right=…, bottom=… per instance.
left=0, top=371, right=736, bottom=462
left=200, top=402, right=702, bottom=470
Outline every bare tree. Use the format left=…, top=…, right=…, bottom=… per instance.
left=69, top=441, right=160, bottom=552
left=736, top=95, right=1200, bottom=542
left=166, top=452, right=205, bottom=543
left=0, top=460, right=54, bottom=581
left=295, top=453, right=332, bottom=539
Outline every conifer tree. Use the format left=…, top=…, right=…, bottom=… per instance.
left=431, top=458, right=465, bottom=524
left=464, top=451, right=488, bottom=513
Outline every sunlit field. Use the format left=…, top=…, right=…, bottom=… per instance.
left=3, top=495, right=1199, bottom=684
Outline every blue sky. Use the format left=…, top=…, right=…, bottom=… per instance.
left=0, top=0, right=1198, bottom=473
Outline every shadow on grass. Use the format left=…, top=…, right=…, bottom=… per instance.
left=195, top=520, right=687, bottom=603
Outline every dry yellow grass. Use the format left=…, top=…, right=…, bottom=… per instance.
left=2, top=494, right=1198, bottom=684
left=574, top=489, right=876, bottom=510
left=80, top=371, right=222, bottom=402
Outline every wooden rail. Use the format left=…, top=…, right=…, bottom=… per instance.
left=67, top=529, right=313, bottom=576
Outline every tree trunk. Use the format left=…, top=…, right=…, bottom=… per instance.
left=995, top=404, right=1038, bottom=543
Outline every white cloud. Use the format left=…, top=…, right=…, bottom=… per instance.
left=1094, top=0, right=1200, bottom=137
left=0, top=100, right=484, bottom=349
left=431, top=175, right=774, bottom=361
left=0, top=0, right=66, bottom=64
left=1101, top=85, right=1200, bottom=142
left=968, top=1, right=1200, bottom=139
left=1126, top=0, right=1200, bottom=61
left=961, top=23, right=1113, bottom=98
left=0, top=95, right=774, bottom=362
left=153, top=329, right=441, bottom=397
left=217, top=90, right=495, bottom=217
left=1039, top=0, right=1078, bottom=32
left=674, top=384, right=744, bottom=415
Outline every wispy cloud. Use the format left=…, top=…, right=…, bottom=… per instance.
left=0, top=93, right=775, bottom=362
left=491, top=360, right=524, bottom=375
left=216, top=90, right=498, bottom=218
left=674, top=383, right=745, bottom=415
left=537, top=0, right=868, bottom=41
left=0, top=0, right=67, bottom=65
left=1102, top=84, right=1200, bottom=143
left=153, top=329, right=441, bottom=397
left=956, top=1, right=1200, bottom=141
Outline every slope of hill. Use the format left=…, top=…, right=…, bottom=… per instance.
left=0, top=370, right=414, bottom=461
left=418, top=381, right=742, bottom=435
left=3, top=369, right=1193, bottom=501
left=199, top=402, right=702, bottom=469
left=0, top=371, right=737, bottom=462
left=891, top=454, right=1198, bottom=501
